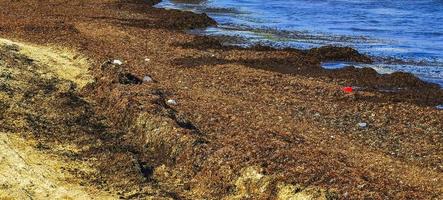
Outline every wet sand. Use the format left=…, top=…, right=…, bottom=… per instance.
left=0, top=0, right=442, bottom=199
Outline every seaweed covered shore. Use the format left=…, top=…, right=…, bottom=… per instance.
left=0, top=0, right=442, bottom=199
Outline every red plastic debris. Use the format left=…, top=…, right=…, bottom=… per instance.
left=342, top=86, right=353, bottom=93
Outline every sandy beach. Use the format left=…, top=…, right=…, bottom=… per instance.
left=0, top=0, right=442, bottom=199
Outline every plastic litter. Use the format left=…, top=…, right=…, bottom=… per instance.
left=342, top=86, right=353, bottom=93
left=143, top=75, right=153, bottom=82
left=358, top=122, right=368, bottom=128
left=144, top=58, right=151, bottom=62
left=436, top=105, right=443, bottom=110
left=112, top=59, right=123, bottom=65
left=166, top=99, right=177, bottom=106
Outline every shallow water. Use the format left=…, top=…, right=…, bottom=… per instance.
left=156, top=0, right=443, bottom=86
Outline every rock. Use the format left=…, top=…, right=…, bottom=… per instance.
left=277, top=183, right=334, bottom=200
left=358, top=122, right=368, bottom=128
left=143, top=76, right=153, bottom=83
left=166, top=99, right=177, bottom=106
left=112, top=59, right=123, bottom=65
left=307, top=45, right=372, bottom=63
left=229, top=166, right=273, bottom=199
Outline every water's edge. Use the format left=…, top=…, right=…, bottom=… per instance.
left=156, top=0, right=443, bottom=87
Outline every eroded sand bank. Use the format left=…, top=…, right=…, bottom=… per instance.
left=0, top=39, right=112, bottom=199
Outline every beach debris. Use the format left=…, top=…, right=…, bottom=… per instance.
left=112, top=59, right=123, bottom=65
left=144, top=58, right=151, bottom=62
left=143, top=75, right=153, bottom=83
left=436, top=105, right=443, bottom=110
left=342, top=86, right=353, bottom=93
left=166, top=99, right=177, bottom=106
left=358, top=122, right=368, bottom=128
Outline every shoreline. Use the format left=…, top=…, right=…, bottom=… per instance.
left=169, top=28, right=443, bottom=107
left=158, top=0, right=443, bottom=88
left=1, top=0, right=442, bottom=199
left=153, top=0, right=443, bottom=107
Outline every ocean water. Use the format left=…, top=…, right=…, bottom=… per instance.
left=156, top=0, right=443, bottom=87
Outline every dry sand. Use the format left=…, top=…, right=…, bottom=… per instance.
left=0, top=39, right=113, bottom=199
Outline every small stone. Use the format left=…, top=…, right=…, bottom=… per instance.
left=166, top=99, right=177, bottom=106
left=143, top=75, right=153, bottom=82
left=112, top=59, right=123, bottom=65
left=358, top=122, right=368, bottom=128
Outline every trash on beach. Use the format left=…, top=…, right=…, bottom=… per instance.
left=436, top=105, right=443, bottom=110
left=143, top=75, right=153, bottom=82
left=166, top=99, right=177, bottom=106
left=358, top=122, right=368, bottom=128
left=342, top=86, right=353, bottom=93
left=112, top=59, right=123, bottom=65
left=144, top=58, right=151, bottom=62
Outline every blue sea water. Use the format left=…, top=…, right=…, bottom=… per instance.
left=156, top=0, right=443, bottom=86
